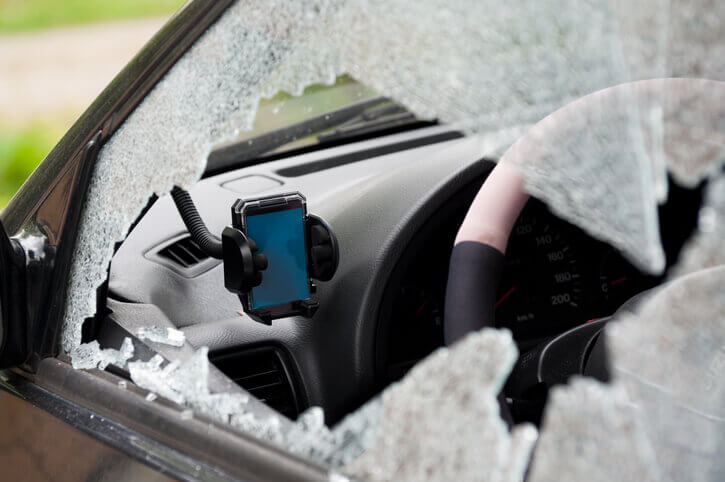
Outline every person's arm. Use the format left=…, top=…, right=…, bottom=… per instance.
left=444, top=162, right=529, bottom=426
left=444, top=162, right=529, bottom=345
left=454, top=162, right=529, bottom=252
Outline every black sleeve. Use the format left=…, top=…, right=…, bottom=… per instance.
left=444, top=241, right=513, bottom=426
left=444, top=241, right=505, bottom=345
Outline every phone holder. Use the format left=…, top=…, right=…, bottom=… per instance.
left=221, top=209, right=339, bottom=324
left=306, top=214, right=339, bottom=282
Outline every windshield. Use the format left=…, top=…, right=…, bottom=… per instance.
left=204, top=76, right=431, bottom=174
left=229, top=75, right=378, bottom=149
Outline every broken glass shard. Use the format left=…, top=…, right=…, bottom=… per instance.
left=70, top=337, right=134, bottom=371
left=136, top=326, right=186, bottom=347
left=343, top=329, right=537, bottom=481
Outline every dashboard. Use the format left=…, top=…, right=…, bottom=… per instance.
left=105, top=125, right=702, bottom=423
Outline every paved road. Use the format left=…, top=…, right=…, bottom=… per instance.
left=0, top=17, right=167, bottom=123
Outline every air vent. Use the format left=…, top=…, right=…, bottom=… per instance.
left=146, top=235, right=221, bottom=278
left=211, top=347, right=304, bottom=419
left=158, top=236, right=209, bottom=268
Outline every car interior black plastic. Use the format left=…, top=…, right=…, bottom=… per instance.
left=505, top=317, right=611, bottom=399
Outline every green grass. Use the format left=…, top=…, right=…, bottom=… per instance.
left=0, top=0, right=185, bottom=34
left=0, top=121, right=64, bottom=207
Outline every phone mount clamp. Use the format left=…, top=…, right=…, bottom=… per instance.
left=220, top=202, right=339, bottom=325
left=171, top=187, right=339, bottom=325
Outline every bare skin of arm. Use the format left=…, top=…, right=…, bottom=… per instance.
left=454, top=161, right=529, bottom=253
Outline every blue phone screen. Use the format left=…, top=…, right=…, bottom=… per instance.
left=246, top=207, right=309, bottom=309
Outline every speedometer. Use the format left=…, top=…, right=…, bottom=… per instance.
left=495, top=201, right=583, bottom=338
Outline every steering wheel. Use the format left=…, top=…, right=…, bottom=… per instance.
left=444, top=161, right=610, bottom=422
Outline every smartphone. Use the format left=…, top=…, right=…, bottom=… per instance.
left=233, top=193, right=311, bottom=318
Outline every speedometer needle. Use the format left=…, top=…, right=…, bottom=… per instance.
left=495, top=285, right=517, bottom=308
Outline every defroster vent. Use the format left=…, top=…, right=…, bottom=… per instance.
left=158, top=236, right=209, bottom=268
left=211, top=347, right=305, bottom=419
left=146, top=234, right=221, bottom=277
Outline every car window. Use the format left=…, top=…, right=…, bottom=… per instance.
left=63, top=1, right=725, bottom=480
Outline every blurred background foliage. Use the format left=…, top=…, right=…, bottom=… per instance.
left=0, top=0, right=184, bottom=207
left=0, top=0, right=184, bottom=33
left=0, top=120, right=64, bottom=205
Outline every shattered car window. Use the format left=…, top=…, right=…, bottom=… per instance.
left=62, top=0, right=724, bottom=480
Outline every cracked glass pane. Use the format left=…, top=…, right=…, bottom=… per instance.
left=63, top=0, right=725, bottom=350
left=606, top=266, right=725, bottom=482
left=673, top=177, right=725, bottom=276
left=343, top=330, right=537, bottom=481
left=59, top=0, right=725, bottom=479
left=502, top=76, right=725, bottom=481
left=528, top=378, right=662, bottom=482
left=529, top=265, right=725, bottom=482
